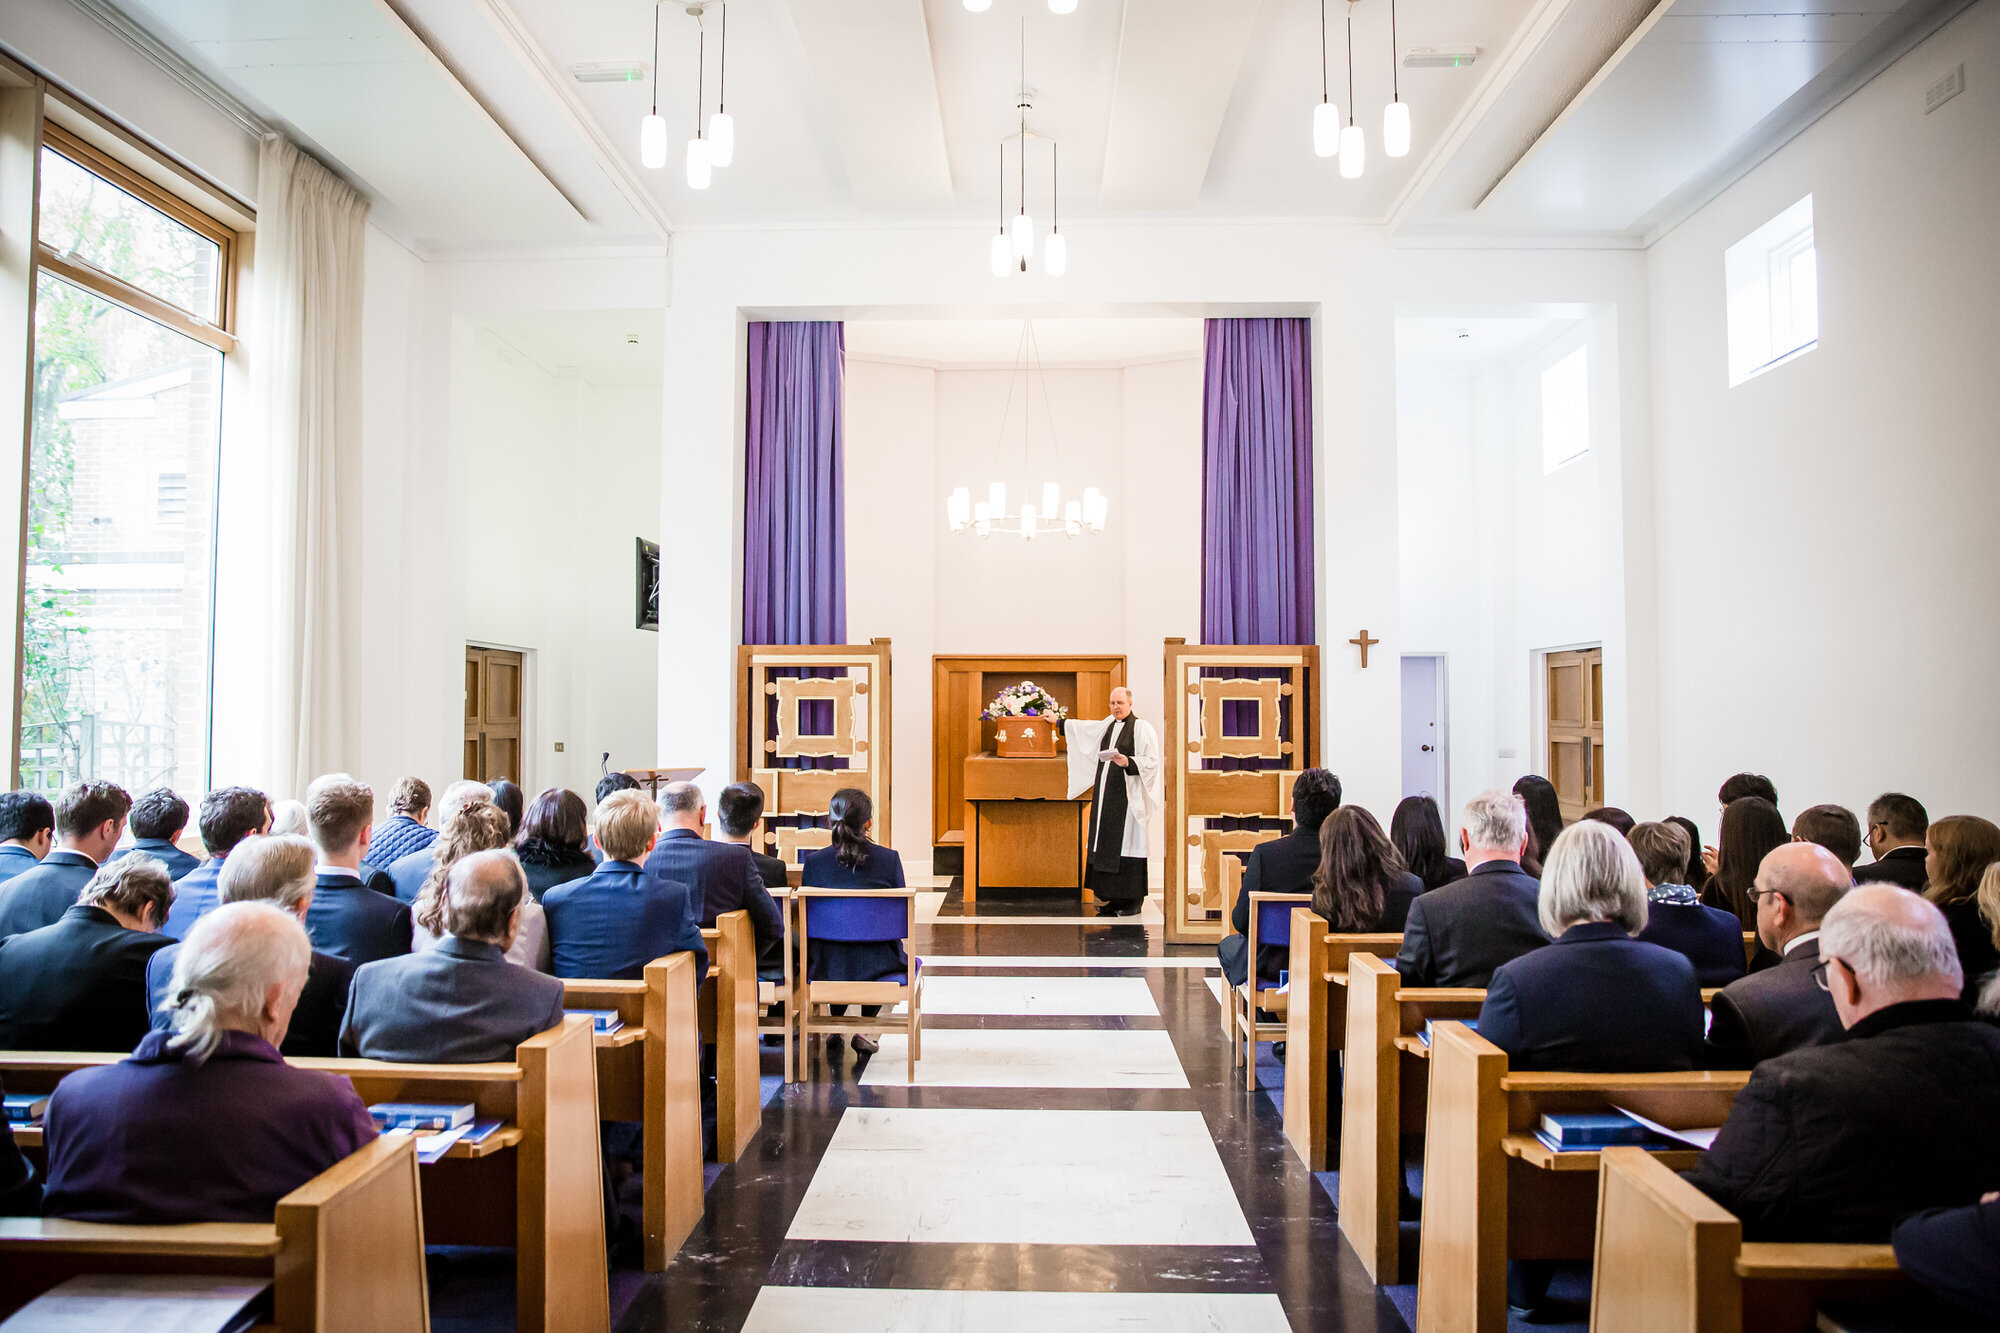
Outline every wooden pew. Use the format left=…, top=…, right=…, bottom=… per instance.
left=1280, top=913, right=1404, bottom=1170
left=1415, top=1021, right=1751, bottom=1333
left=563, top=951, right=703, bottom=1270
left=0, top=1135, right=429, bottom=1331
left=1335, top=952, right=1485, bottom=1284
left=699, top=909, right=762, bottom=1162
left=1591, top=1146, right=1909, bottom=1333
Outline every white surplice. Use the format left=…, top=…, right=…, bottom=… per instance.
left=1063, top=715, right=1164, bottom=859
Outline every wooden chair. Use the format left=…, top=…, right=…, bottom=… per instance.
left=1590, top=1146, right=1909, bottom=1333
left=798, top=888, right=923, bottom=1083
left=562, top=951, right=703, bottom=1270
left=0, top=1135, right=429, bottom=1331
left=1336, top=952, right=1485, bottom=1285
left=1279, top=912, right=1403, bottom=1170
left=1415, top=1021, right=1751, bottom=1333
left=699, top=909, right=762, bottom=1162
left=756, top=888, right=799, bottom=1083
left=1229, top=892, right=1312, bottom=1087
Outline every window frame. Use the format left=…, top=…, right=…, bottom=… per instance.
left=1725, top=194, right=1818, bottom=387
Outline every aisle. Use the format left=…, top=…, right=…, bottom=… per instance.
left=626, top=899, right=1407, bottom=1332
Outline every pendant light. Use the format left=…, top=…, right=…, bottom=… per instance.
left=1382, top=0, right=1410, bottom=157
left=685, top=20, right=711, bottom=188
left=1312, top=0, right=1339, bottom=157
left=707, top=3, right=734, bottom=166
left=640, top=5, right=667, bottom=169
left=1339, top=4, right=1365, bottom=179
left=1043, top=141, right=1067, bottom=276
left=964, top=0, right=992, bottom=10
left=1048, top=0, right=1078, bottom=12
left=1008, top=23, right=1033, bottom=265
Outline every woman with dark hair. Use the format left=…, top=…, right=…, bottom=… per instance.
left=1923, top=815, right=2000, bottom=1000
left=1219, top=769, right=1341, bottom=988
left=801, top=789, right=906, bottom=1055
left=514, top=789, right=595, bottom=900
left=1666, top=815, right=1708, bottom=894
left=1391, top=795, right=1466, bottom=891
left=412, top=803, right=551, bottom=972
left=487, top=780, right=525, bottom=839
left=1312, top=808, right=1423, bottom=933
left=1701, top=797, right=1791, bottom=929
left=1513, top=776, right=1565, bottom=879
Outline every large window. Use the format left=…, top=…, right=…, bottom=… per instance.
left=1540, top=345, right=1590, bottom=473
left=20, top=129, right=234, bottom=794
left=1725, top=195, right=1817, bottom=387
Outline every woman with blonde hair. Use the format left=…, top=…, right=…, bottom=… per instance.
left=412, top=803, right=551, bottom=972
left=1924, top=814, right=2000, bottom=1000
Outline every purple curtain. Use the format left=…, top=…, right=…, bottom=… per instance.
left=744, top=321, right=846, bottom=645
left=1200, top=318, right=1315, bottom=647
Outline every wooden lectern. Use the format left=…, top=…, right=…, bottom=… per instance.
left=961, top=752, right=1092, bottom=908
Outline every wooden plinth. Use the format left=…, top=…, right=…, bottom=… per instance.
left=963, top=753, right=1093, bottom=908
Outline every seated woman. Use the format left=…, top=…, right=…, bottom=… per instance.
left=801, top=788, right=905, bottom=1056
left=1480, top=820, right=1705, bottom=1074
left=1630, top=820, right=1746, bottom=987
left=1313, top=807, right=1424, bottom=934
left=1391, top=794, right=1466, bottom=892
left=412, top=803, right=550, bottom=971
left=1218, top=769, right=1340, bottom=989
left=40, top=902, right=376, bottom=1223
left=514, top=788, right=596, bottom=901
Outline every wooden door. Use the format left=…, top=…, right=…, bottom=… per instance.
left=1546, top=648, right=1603, bottom=821
left=465, top=647, right=524, bottom=783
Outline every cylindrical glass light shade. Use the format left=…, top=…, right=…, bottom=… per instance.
left=990, top=232, right=1011, bottom=276
left=1042, top=482, right=1060, bottom=519
left=1044, top=232, right=1067, bottom=277
left=973, top=501, right=991, bottom=537
left=1009, top=211, right=1035, bottom=260
left=1021, top=504, right=1037, bottom=539
left=1383, top=100, right=1410, bottom=158
left=1065, top=499, right=1082, bottom=535
left=988, top=482, right=1006, bottom=518
left=1339, top=123, right=1365, bottom=178
left=685, top=137, right=712, bottom=189
left=640, top=114, right=668, bottom=169
left=707, top=111, right=735, bottom=167
left=964, top=0, right=992, bottom=10
left=1048, top=0, right=1077, bottom=12
left=1313, top=102, right=1340, bottom=158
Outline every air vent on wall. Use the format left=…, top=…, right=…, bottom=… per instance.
left=1403, top=47, right=1479, bottom=69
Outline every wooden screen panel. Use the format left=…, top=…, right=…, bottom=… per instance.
left=1546, top=648, right=1604, bottom=821
left=465, top=646, right=525, bottom=782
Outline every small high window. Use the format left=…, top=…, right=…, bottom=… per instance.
left=1541, top=346, right=1590, bottom=473
left=1726, top=195, right=1817, bottom=386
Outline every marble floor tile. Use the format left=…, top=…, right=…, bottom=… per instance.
left=1204, top=976, right=1226, bottom=1007
left=786, top=1107, right=1248, bottom=1245
left=915, top=891, right=948, bottom=922
left=892, top=975, right=1159, bottom=1017
left=857, top=1027, right=1188, bottom=1090
left=740, top=1287, right=1292, bottom=1332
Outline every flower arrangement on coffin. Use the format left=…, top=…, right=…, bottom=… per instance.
left=982, top=680, right=1069, bottom=759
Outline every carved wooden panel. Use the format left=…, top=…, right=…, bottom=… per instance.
left=770, top=676, right=865, bottom=760
left=736, top=642, right=892, bottom=866
left=1191, top=677, right=1291, bottom=760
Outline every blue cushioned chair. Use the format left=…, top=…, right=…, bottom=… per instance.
left=1232, top=892, right=1311, bottom=1087
left=798, top=889, right=923, bottom=1083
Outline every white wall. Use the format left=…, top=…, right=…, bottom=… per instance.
left=1646, top=0, right=2000, bottom=823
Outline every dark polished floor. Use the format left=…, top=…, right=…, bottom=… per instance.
left=614, top=905, right=1411, bottom=1332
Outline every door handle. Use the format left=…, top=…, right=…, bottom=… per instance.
left=1420, top=744, right=1433, bottom=752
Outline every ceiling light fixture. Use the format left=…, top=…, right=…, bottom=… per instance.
left=963, top=0, right=992, bottom=11
left=640, top=7, right=667, bottom=168
left=707, top=2, right=734, bottom=166
left=1339, top=3, right=1365, bottom=179
left=946, top=321, right=1106, bottom=539
left=685, top=16, right=710, bottom=188
left=574, top=61, right=647, bottom=84
left=1382, top=0, right=1410, bottom=157
left=1313, top=0, right=1338, bottom=157
left=986, top=23, right=1065, bottom=278
left=1048, top=0, right=1078, bottom=13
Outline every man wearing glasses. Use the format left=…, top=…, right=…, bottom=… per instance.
left=1684, top=886, right=2000, bottom=1242
left=1704, top=843, right=1850, bottom=1068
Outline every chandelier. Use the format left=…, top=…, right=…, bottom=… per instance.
left=640, top=1, right=735, bottom=188
left=945, top=321, right=1107, bottom=540
left=988, top=21, right=1065, bottom=278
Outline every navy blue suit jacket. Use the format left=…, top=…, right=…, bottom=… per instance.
left=1396, top=860, right=1548, bottom=988
left=1637, top=899, right=1747, bottom=988
left=0, top=905, right=170, bottom=1052
left=801, top=843, right=909, bottom=982
left=543, top=861, right=707, bottom=980
left=0, top=851, right=102, bottom=938
left=303, top=872, right=411, bottom=967
left=146, top=940, right=355, bottom=1058
left=1479, top=921, right=1705, bottom=1072
left=116, top=839, right=200, bottom=881
left=386, top=848, right=434, bottom=903
left=644, top=829, right=783, bottom=951
left=159, top=859, right=223, bottom=940
left=0, top=844, right=40, bottom=886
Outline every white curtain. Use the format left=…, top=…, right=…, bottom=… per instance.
left=251, top=134, right=368, bottom=796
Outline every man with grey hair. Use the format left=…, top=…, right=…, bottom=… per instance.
left=642, top=781, right=781, bottom=962
left=1685, top=886, right=2000, bottom=1241
left=1704, top=842, right=1850, bottom=1068
left=0, top=854, right=173, bottom=1052
left=387, top=779, right=494, bottom=902
left=1396, top=790, right=1547, bottom=987
left=41, top=901, right=376, bottom=1224
left=340, top=849, right=565, bottom=1063
left=144, top=836, right=356, bottom=1057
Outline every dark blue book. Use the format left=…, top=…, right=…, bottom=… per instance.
left=3, top=1092, right=48, bottom=1124
left=1538, top=1111, right=1650, bottom=1148
left=566, top=1008, right=625, bottom=1035
left=369, top=1101, right=474, bottom=1133
left=1418, top=1018, right=1480, bottom=1046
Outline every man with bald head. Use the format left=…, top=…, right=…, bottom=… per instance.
left=1704, top=841, right=1851, bottom=1067
left=1064, top=687, right=1163, bottom=917
left=1686, top=886, right=2000, bottom=1240
left=641, top=781, right=782, bottom=972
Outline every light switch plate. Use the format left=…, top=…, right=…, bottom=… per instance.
left=553, top=741, right=564, bottom=752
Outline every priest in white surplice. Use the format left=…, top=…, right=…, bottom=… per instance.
left=1064, top=688, right=1163, bottom=917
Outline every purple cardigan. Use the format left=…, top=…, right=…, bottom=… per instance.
left=42, top=1029, right=377, bottom=1223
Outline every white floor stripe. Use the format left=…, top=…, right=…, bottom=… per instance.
left=891, top=975, right=1158, bottom=1017
left=858, top=1028, right=1188, bottom=1090
left=742, top=1288, right=1291, bottom=1332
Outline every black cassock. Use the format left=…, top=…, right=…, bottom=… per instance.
left=1086, top=716, right=1147, bottom=907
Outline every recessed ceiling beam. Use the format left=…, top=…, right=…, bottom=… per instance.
left=784, top=0, right=953, bottom=210
left=1097, top=0, right=1262, bottom=211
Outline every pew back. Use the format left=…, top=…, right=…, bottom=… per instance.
left=698, top=909, right=761, bottom=1162
left=1280, top=914, right=1403, bottom=1170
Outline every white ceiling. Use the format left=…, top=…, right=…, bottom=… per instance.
left=88, top=0, right=1977, bottom=253
left=846, top=316, right=1202, bottom=367
left=482, top=308, right=666, bottom=386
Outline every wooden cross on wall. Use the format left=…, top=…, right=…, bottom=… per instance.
left=1349, top=629, right=1378, bottom=668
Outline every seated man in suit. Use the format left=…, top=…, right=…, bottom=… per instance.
left=1893, top=1192, right=2000, bottom=1321
left=146, top=836, right=355, bottom=1058
left=387, top=779, right=493, bottom=901
left=341, top=850, right=566, bottom=1062
left=1686, top=886, right=2000, bottom=1240
left=43, top=901, right=376, bottom=1223
left=1396, top=790, right=1548, bottom=987
left=301, top=777, right=410, bottom=966
left=0, top=791, right=54, bottom=886
left=715, top=781, right=790, bottom=892
left=546, top=791, right=707, bottom=980
left=1704, top=841, right=1849, bottom=1067
left=363, top=775, right=435, bottom=877
left=115, top=788, right=200, bottom=880
left=0, top=855, right=174, bottom=1052
left=0, top=780, right=131, bottom=937
left=644, top=781, right=783, bottom=977
left=1791, top=803, right=1861, bottom=874
left=161, top=786, right=272, bottom=940
left=1218, top=769, right=1341, bottom=988
left=589, top=772, right=642, bottom=865
left=1854, top=790, right=1929, bottom=890
left=1632, top=820, right=1746, bottom=987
